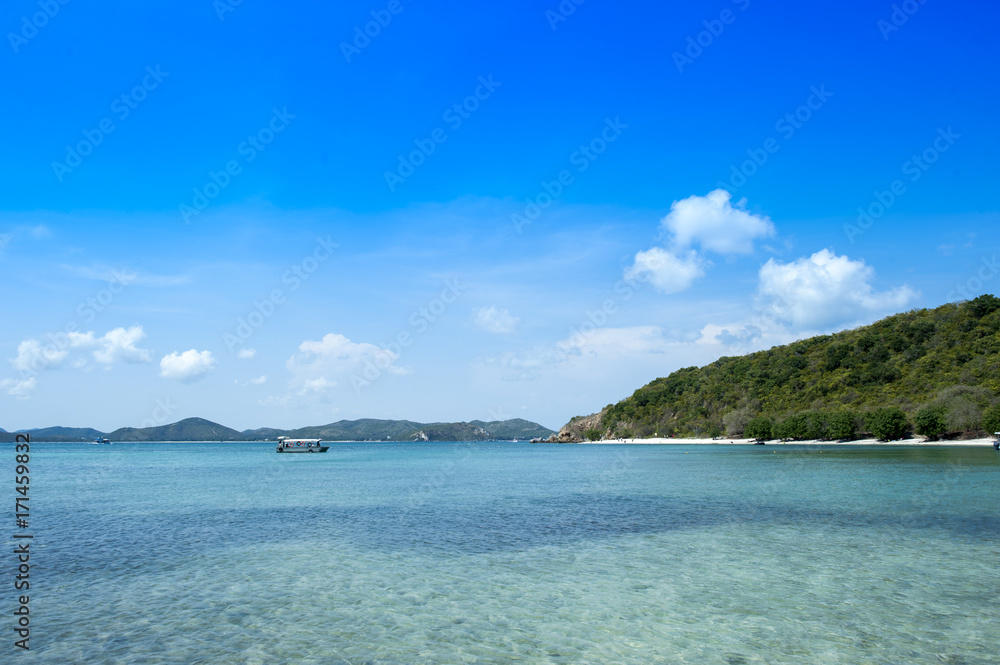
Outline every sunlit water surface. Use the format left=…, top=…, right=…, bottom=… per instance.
left=13, top=442, right=1000, bottom=664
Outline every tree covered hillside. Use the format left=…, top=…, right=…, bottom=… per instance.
left=598, top=295, right=1000, bottom=440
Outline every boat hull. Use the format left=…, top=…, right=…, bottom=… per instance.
left=276, top=446, right=329, bottom=453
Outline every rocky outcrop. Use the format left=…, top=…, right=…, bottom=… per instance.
left=545, top=409, right=606, bottom=443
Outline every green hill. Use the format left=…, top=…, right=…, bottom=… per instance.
left=590, top=295, right=1000, bottom=441
left=110, top=417, right=244, bottom=442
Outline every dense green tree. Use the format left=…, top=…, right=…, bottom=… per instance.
left=982, top=404, right=1000, bottom=435
left=775, top=414, right=808, bottom=440
left=914, top=408, right=947, bottom=440
left=967, top=294, right=1000, bottom=318
left=865, top=407, right=910, bottom=441
left=803, top=412, right=829, bottom=440
left=583, top=428, right=603, bottom=441
left=745, top=416, right=774, bottom=441
left=827, top=410, right=859, bottom=441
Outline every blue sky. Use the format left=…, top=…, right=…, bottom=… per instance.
left=1, top=0, right=997, bottom=432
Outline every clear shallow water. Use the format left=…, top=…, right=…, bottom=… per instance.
left=12, top=442, right=1000, bottom=664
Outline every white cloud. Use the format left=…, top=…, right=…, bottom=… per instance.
left=625, top=190, right=774, bottom=294
left=10, top=326, right=152, bottom=375
left=663, top=189, right=775, bottom=255
left=238, top=348, right=257, bottom=359
left=2, top=378, right=36, bottom=399
left=473, top=306, right=519, bottom=334
left=300, top=377, right=336, bottom=393
left=160, top=349, right=217, bottom=382
left=261, top=333, right=405, bottom=406
left=757, top=249, right=918, bottom=330
left=92, top=326, right=152, bottom=365
left=624, top=248, right=705, bottom=294
left=287, top=333, right=407, bottom=379
left=12, top=340, right=69, bottom=373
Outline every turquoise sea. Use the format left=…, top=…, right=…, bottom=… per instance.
left=11, top=442, right=1000, bottom=664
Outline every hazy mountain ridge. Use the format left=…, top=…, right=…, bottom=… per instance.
left=3, top=417, right=555, bottom=442
left=5, top=426, right=107, bottom=441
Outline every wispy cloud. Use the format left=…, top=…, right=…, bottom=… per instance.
left=58, top=264, right=192, bottom=286
left=1, top=377, right=36, bottom=400
left=473, top=306, right=519, bottom=334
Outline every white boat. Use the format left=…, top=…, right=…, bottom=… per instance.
left=275, top=437, right=329, bottom=453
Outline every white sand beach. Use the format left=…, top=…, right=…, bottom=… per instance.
left=585, top=436, right=999, bottom=446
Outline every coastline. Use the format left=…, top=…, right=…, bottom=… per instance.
left=582, top=436, right=999, bottom=446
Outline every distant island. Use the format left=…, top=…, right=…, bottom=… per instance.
left=552, top=295, right=1000, bottom=443
left=0, top=417, right=556, bottom=443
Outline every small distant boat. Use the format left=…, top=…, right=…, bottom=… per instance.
left=275, top=437, right=329, bottom=453
left=91, top=438, right=111, bottom=444
left=993, top=432, right=999, bottom=450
